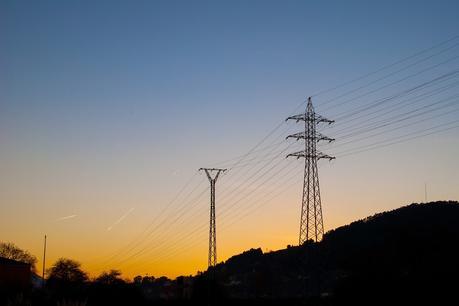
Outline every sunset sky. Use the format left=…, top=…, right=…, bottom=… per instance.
left=1, top=0, right=459, bottom=279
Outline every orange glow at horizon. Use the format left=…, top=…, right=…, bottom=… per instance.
left=4, top=137, right=458, bottom=280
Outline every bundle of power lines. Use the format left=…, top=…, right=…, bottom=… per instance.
left=94, top=35, right=459, bottom=275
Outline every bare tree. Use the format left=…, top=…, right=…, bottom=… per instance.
left=0, top=241, right=37, bottom=272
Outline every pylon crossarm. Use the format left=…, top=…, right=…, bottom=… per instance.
left=317, top=134, right=335, bottom=143
left=286, top=114, right=305, bottom=122
left=199, top=168, right=227, bottom=172
left=286, top=151, right=306, bottom=159
left=286, top=132, right=305, bottom=140
left=287, top=114, right=334, bottom=124
left=286, top=132, right=334, bottom=142
left=315, top=115, right=334, bottom=124
left=286, top=151, right=317, bottom=159
left=286, top=151, right=335, bottom=160
left=317, top=153, right=336, bottom=161
left=199, top=168, right=226, bottom=181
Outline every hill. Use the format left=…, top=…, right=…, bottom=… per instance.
left=192, top=201, right=459, bottom=304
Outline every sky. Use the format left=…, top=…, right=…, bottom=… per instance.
left=1, top=0, right=459, bottom=279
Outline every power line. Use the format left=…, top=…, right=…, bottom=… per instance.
left=97, top=180, right=208, bottom=271
left=331, top=70, right=459, bottom=122
left=319, top=54, right=459, bottom=114
left=336, top=120, right=459, bottom=157
left=96, top=171, right=203, bottom=267
left=311, top=35, right=459, bottom=98
left=98, top=34, right=459, bottom=273
left=328, top=107, right=459, bottom=151
left=131, top=164, right=304, bottom=272
left=119, top=155, right=299, bottom=269
left=330, top=94, right=459, bottom=141
left=316, top=41, right=459, bottom=110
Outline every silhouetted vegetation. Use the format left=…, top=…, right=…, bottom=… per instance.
left=47, top=258, right=88, bottom=285
left=2, top=201, right=459, bottom=305
left=0, top=242, right=37, bottom=272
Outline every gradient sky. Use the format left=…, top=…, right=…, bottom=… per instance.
left=1, top=0, right=459, bottom=279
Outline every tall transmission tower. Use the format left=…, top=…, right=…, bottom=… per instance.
left=199, top=168, right=226, bottom=268
left=286, top=97, right=335, bottom=244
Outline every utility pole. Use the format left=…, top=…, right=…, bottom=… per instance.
left=286, top=97, right=335, bottom=244
left=199, top=168, right=226, bottom=268
left=42, top=235, right=47, bottom=288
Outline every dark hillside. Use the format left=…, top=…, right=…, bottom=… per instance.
left=201, top=201, right=459, bottom=304
left=322, top=201, right=459, bottom=303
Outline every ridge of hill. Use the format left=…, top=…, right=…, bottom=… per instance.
left=191, top=201, right=459, bottom=303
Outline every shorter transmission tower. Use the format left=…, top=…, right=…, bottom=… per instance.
left=199, top=168, right=226, bottom=268
left=286, top=97, right=335, bottom=244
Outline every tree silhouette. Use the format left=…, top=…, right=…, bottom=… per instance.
left=0, top=241, right=37, bottom=272
left=95, top=270, right=124, bottom=285
left=47, top=258, right=88, bottom=284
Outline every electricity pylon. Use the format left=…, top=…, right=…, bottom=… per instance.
left=286, top=97, right=335, bottom=244
left=200, top=168, right=226, bottom=267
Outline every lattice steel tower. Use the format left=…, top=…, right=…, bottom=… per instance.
left=286, top=97, right=335, bottom=244
left=200, top=168, right=226, bottom=267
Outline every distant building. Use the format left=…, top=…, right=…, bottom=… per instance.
left=0, top=257, right=31, bottom=288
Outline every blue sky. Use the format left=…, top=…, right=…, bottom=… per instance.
left=3, top=1, right=458, bottom=154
